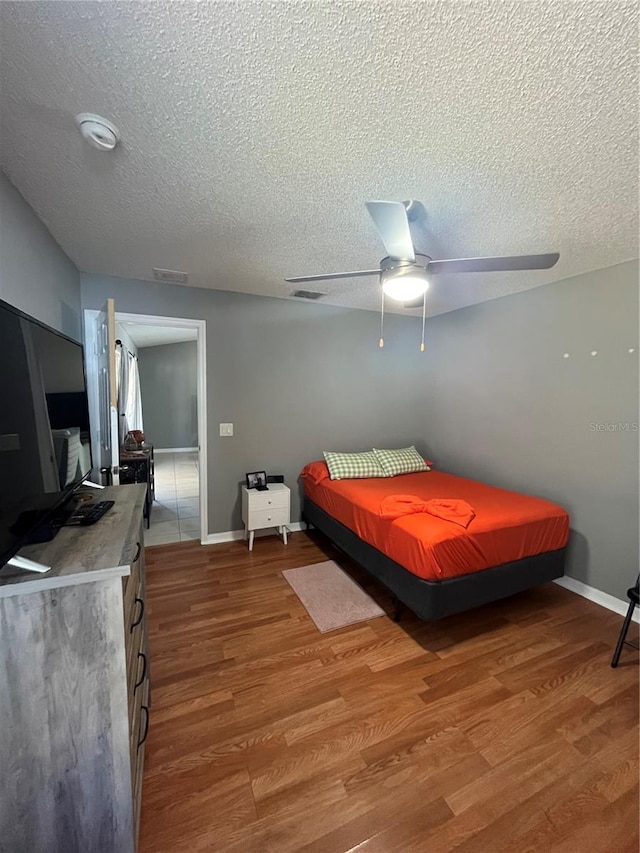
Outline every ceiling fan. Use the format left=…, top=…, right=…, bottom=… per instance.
left=285, top=201, right=559, bottom=306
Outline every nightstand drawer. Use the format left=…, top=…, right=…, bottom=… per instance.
left=248, top=507, right=289, bottom=530
left=249, top=490, right=289, bottom=510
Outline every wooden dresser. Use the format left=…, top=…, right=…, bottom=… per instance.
left=0, top=485, right=149, bottom=853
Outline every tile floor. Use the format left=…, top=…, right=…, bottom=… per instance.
left=146, top=451, right=200, bottom=545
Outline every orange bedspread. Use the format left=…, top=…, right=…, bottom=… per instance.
left=301, top=465, right=569, bottom=582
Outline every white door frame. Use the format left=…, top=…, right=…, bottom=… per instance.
left=85, top=309, right=208, bottom=543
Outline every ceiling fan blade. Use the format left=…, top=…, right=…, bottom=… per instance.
left=285, top=269, right=381, bottom=283
left=365, top=201, right=415, bottom=262
left=402, top=298, right=424, bottom=309
left=428, top=252, right=560, bottom=275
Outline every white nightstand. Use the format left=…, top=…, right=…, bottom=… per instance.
left=241, top=483, right=291, bottom=551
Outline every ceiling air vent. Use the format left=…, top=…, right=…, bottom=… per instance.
left=291, top=289, right=326, bottom=300
left=153, top=268, right=189, bottom=284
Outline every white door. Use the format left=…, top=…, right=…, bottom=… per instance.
left=84, top=299, right=119, bottom=484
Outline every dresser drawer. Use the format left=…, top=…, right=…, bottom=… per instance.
left=127, top=630, right=148, bottom=721
left=122, top=536, right=143, bottom=625
left=126, top=586, right=145, bottom=650
left=248, top=507, right=289, bottom=529
left=132, top=675, right=150, bottom=843
left=248, top=490, right=289, bottom=511
left=129, top=672, right=150, bottom=780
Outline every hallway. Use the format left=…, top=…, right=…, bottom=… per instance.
left=146, top=451, right=200, bottom=545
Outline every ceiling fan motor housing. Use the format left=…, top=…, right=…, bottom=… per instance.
left=380, top=253, right=431, bottom=273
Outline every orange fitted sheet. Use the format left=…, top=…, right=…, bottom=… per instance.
left=301, top=467, right=569, bottom=582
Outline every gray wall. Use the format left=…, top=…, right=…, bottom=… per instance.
left=421, top=260, right=639, bottom=600
left=138, top=341, right=198, bottom=449
left=81, top=274, right=427, bottom=533
left=0, top=172, right=81, bottom=340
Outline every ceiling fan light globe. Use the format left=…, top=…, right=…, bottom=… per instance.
left=382, top=274, right=429, bottom=302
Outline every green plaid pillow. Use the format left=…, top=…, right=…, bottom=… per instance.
left=323, top=450, right=388, bottom=480
left=372, top=446, right=430, bottom=477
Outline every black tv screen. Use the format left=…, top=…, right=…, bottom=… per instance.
left=0, top=299, right=93, bottom=569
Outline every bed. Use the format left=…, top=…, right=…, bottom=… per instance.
left=300, top=461, right=569, bottom=620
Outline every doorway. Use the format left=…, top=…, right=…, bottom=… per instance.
left=84, top=308, right=207, bottom=544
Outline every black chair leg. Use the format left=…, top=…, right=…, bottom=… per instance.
left=611, top=598, right=637, bottom=668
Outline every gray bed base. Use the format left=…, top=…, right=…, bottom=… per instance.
left=302, top=498, right=566, bottom=621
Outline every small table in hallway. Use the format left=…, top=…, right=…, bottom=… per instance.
left=119, top=444, right=155, bottom=527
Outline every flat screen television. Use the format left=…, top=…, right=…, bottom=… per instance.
left=0, top=299, right=93, bottom=570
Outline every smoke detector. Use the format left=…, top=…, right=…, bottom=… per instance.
left=75, top=113, right=120, bottom=151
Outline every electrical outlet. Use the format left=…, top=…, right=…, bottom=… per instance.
left=219, top=423, right=234, bottom=437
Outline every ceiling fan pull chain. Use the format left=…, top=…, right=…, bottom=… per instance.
left=420, top=292, right=426, bottom=352
left=379, top=289, right=385, bottom=348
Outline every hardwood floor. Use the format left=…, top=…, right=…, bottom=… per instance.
left=139, top=532, right=639, bottom=853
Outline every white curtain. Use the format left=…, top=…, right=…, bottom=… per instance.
left=116, top=344, right=128, bottom=445
left=116, top=344, right=143, bottom=442
left=125, top=352, right=144, bottom=432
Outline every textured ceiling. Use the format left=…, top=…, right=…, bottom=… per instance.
left=0, top=1, right=638, bottom=316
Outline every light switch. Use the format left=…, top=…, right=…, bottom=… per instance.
left=219, top=423, right=234, bottom=437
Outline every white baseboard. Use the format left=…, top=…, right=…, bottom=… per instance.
left=554, top=576, right=639, bottom=623
left=202, top=522, right=305, bottom=546
left=154, top=447, right=198, bottom=454
left=201, top=530, right=244, bottom=545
